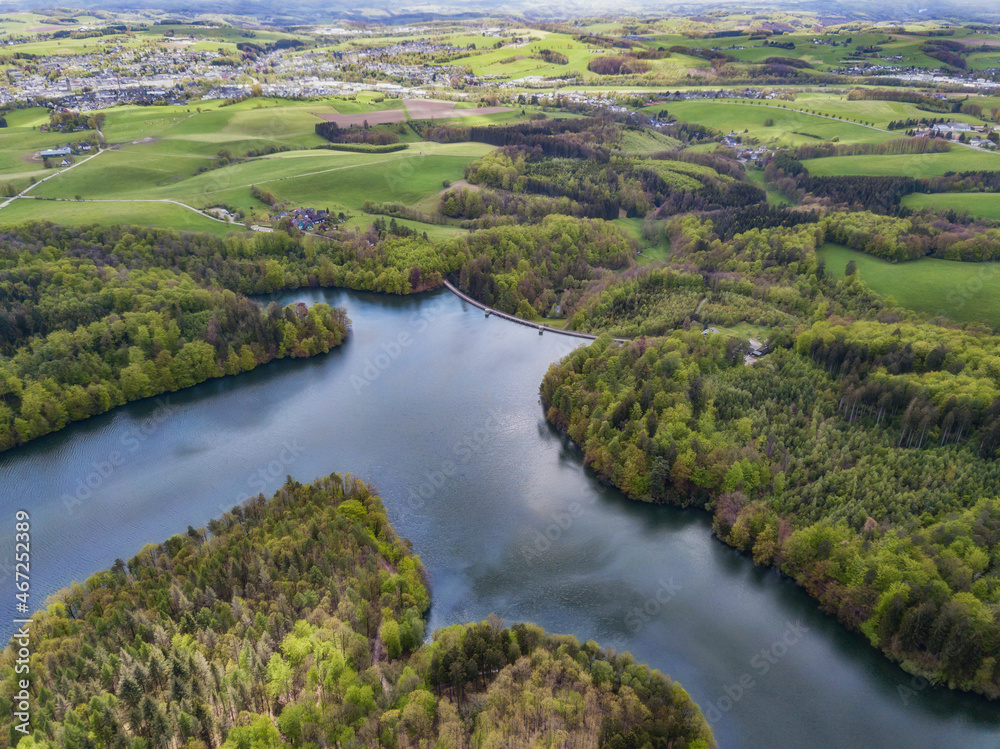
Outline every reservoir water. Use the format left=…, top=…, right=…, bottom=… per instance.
left=2, top=288, right=998, bottom=749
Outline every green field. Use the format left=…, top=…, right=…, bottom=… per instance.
left=618, top=129, right=682, bottom=155
left=804, top=148, right=1000, bottom=177
left=902, top=192, right=1000, bottom=220
left=20, top=140, right=493, bottom=229
left=793, top=92, right=988, bottom=128
left=0, top=198, right=238, bottom=236
left=746, top=169, right=791, bottom=206
left=0, top=108, right=81, bottom=191
left=818, top=243, right=1000, bottom=327
left=442, top=32, right=601, bottom=79
left=99, top=99, right=335, bottom=154
left=654, top=101, right=893, bottom=146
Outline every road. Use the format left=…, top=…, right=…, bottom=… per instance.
left=0, top=149, right=105, bottom=209
left=716, top=101, right=998, bottom=153
left=442, top=279, right=630, bottom=343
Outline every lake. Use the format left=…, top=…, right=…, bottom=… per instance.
left=2, top=287, right=998, bottom=749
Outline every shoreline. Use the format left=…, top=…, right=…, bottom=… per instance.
left=441, top=279, right=630, bottom=343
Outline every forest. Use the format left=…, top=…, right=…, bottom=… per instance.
left=539, top=210, right=1000, bottom=698
left=0, top=224, right=354, bottom=453
left=0, top=474, right=715, bottom=749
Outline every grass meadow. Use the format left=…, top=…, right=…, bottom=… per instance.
left=901, top=193, right=1000, bottom=221
left=818, top=243, right=1000, bottom=328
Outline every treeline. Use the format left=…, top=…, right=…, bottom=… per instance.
left=0, top=474, right=715, bottom=748
left=462, top=149, right=635, bottom=218
left=651, top=174, right=766, bottom=219
left=587, top=55, right=650, bottom=75
left=824, top=211, right=1000, bottom=262
left=47, top=109, right=103, bottom=132
left=315, top=121, right=400, bottom=146
left=650, top=149, right=747, bottom=180
left=798, top=319, right=1000, bottom=454
left=763, top=55, right=813, bottom=68
left=922, top=39, right=969, bottom=69
left=806, top=175, right=918, bottom=213
left=417, top=117, right=619, bottom=161
left=573, top=32, right=637, bottom=49
left=566, top=267, right=799, bottom=337
left=888, top=116, right=952, bottom=130
left=846, top=87, right=953, bottom=111
left=534, top=48, right=568, bottom=64
left=458, top=145, right=759, bottom=226
left=788, top=137, right=950, bottom=161
left=363, top=199, right=443, bottom=224
left=441, top=185, right=617, bottom=222
left=765, top=156, right=1000, bottom=216
left=707, top=204, right=820, bottom=239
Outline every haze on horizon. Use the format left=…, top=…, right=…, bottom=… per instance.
left=0, top=0, right=997, bottom=25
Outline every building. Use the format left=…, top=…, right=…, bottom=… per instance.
left=39, top=146, right=72, bottom=158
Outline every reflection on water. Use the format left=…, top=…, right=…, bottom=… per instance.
left=2, top=288, right=998, bottom=749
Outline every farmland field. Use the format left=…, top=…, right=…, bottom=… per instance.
left=0, top=198, right=237, bottom=235
left=902, top=193, right=1000, bottom=220
left=804, top=148, right=1000, bottom=177
left=653, top=100, right=893, bottom=146
left=792, top=92, right=989, bottom=128
left=13, top=141, right=494, bottom=224
left=818, top=243, right=1000, bottom=327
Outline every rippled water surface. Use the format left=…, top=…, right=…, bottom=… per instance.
left=2, top=288, right=998, bottom=749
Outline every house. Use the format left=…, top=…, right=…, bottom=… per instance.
left=702, top=327, right=719, bottom=336
left=748, top=338, right=768, bottom=357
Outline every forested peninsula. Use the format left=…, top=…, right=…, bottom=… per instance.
left=0, top=474, right=715, bottom=749
left=0, top=224, right=356, bottom=453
